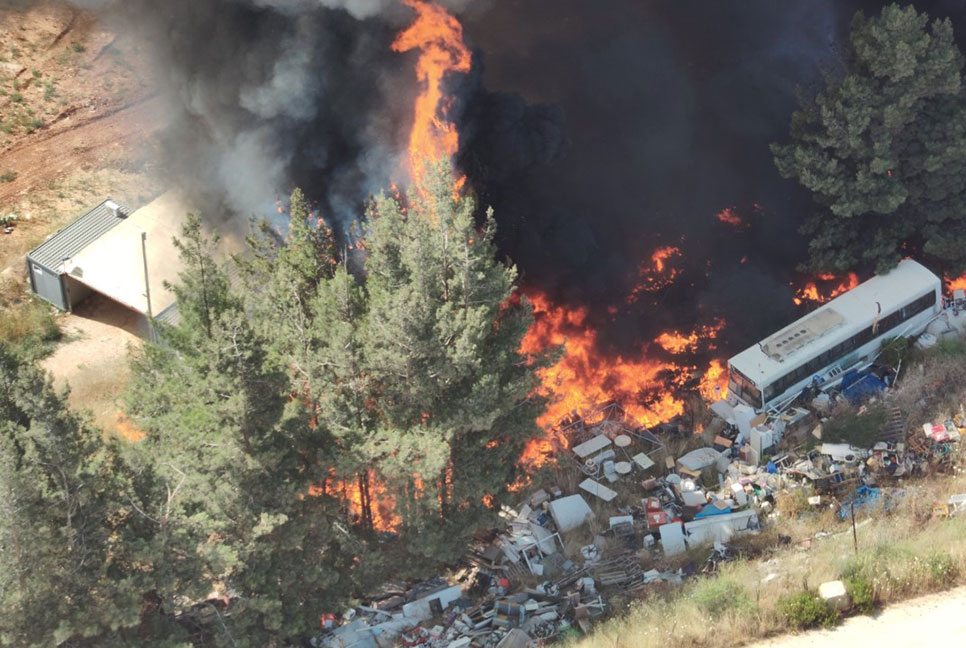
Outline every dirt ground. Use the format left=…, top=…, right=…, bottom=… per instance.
left=40, top=292, right=144, bottom=433
left=0, top=1, right=165, bottom=436
left=745, top=585, right=966, bottom=648
left=0, top=0, right=166, bottom=270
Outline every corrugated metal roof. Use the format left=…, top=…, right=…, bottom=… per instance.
left=27, top=199, right=130, bottom=271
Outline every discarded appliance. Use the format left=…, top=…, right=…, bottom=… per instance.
left=547, top=495, right=593, bottom=533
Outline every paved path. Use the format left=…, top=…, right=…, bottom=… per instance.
left=747, top=585, right=966, bottom=648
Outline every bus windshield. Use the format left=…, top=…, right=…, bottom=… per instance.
left=728, top=365, right=762, bottom=409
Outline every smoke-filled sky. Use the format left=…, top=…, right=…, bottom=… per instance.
left=43, top=0, right=966, bottom=356
left=458, top=0, right=966, bottom=354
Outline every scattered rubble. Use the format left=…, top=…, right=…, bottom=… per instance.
left=311, top=380, right=964, bottom=648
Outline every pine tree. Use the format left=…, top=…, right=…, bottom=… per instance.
left=125, top=215, right=360, bottom=646
left=360, top=160, right=546, bottom=563
left=0, top=341, right=145, bottom=647
left=239, top=187, right=338, bottom=387
left=772, top=3, right=966, bottom=273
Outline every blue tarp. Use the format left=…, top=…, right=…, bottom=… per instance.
left=837, top=485, right=882, bottom=520
left=840, top=369, right=888, bottom=405
left=695, top=503, right=732, bottom=519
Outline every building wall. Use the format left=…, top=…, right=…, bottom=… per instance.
left=26, top=260, right=67, bottom=310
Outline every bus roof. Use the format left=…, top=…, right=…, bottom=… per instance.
left=729, top=259, right=940, bottom=385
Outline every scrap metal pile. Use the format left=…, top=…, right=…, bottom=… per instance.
left=313, top=398, right=962, bottom=648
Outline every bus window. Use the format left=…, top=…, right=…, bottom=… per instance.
left=729, top=365, right=763, bottom=408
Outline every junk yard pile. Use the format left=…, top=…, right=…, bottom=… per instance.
left=312, top=382, right=965, bottom=648
left=309, top=262, right=966, bottom=648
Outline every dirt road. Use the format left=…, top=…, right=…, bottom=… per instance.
left=746, top=586, right=966, bottom=648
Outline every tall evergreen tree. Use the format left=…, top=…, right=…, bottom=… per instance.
left=125, top=216, right=359, bottom=646
left=772, top=3, right=966, bottom=273
left=239, top=188, right=338, bottom=389
left=0, top=342, right=145, bottom=647
left=241, top=163, right=547, bottom=566
left=359, top=161, right=546, bottom=562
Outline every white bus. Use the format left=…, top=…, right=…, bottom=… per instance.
left=727, top=259, right=942, bottom=412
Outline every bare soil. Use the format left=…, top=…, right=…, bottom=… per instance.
left=0, top=1, right=166, bottom=436
left=40, top=292, right=143, bottom=434
left=0, top=0, right=166, bottom=272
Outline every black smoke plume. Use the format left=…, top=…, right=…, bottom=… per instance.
left=14, top=0, right=966, bottom=362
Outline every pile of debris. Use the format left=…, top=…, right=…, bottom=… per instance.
left=312, top=393, right=962, bottom=648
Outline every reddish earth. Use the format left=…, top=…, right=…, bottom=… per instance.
left=0, top=0, right=165, bottom=272
left=0, top=1, right=165, bottom=436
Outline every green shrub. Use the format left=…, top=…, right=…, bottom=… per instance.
left=823, top=405, right=888, bottom=448
left=0, top=170, right=16, bottom=182
left=0, top=295, right=61, bottom=359
left=692, top=577, right=754, bottom=618
left=777, top=591, right=838, bottom=629
left=71, top=42, right=86, bottom=53
left=879, top=337, right=909, bottom=367
left=843, top=572, right=876, bottom=613
left=925, top=552, right=958, bottom=586
left=931, top=339, right=966, bottom=358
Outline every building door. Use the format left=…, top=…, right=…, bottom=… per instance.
left=30, top=264, right=66, bottom=310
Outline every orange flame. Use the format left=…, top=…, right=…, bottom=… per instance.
left=793, top=272, right=859, bottom=306
left=115, top=411, right=146, bottom=442
left=392, top=0, right=471, bottom=186
left=519, top=291, right=688, bottom=465
left=655, top=320, right=724, bottom=355
left=946, top=274, right=966, bottom=293
left=698, top=359, right=729, bottom=402
left=627, top=246, right=682, bottom=303
left=310, top=472, right=402, bottom=533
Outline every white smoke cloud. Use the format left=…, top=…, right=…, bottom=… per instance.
left=216, top=128, right=289, bottom=217
left=238, top=20, right=320, bottom=121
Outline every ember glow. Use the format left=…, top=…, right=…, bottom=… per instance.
left=626, top=246, right=682, bottom=303
left=392, top=0, right=471, bottom=186
left=793, top=272, right=859, bottom=306
left=715, top=207, right=743, bottom=227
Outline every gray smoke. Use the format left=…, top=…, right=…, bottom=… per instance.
left=45, top=0, right=474, bottom=229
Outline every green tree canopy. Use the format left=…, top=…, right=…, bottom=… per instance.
left=125, top=213, right=361, bottom=647
left=122, top=164, right=548, bottom=643
left=0, top=341, right=150, bottom=647
left=772, top=3, right=966, bottom=273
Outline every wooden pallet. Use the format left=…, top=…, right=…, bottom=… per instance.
left=880, top=407, right=905, bottom=441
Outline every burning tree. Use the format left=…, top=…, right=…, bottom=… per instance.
left=360, top=161, right=547, bottom=554
left=124, top=216, right=362, bottom=642
left=773, top=4, right=966, bottom=275
left=240, top=162, right=548, bottom=560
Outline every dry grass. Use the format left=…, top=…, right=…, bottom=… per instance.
left=0, top=275, right=60, bottom=356
left=571, top=455, right=966, bottom=648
